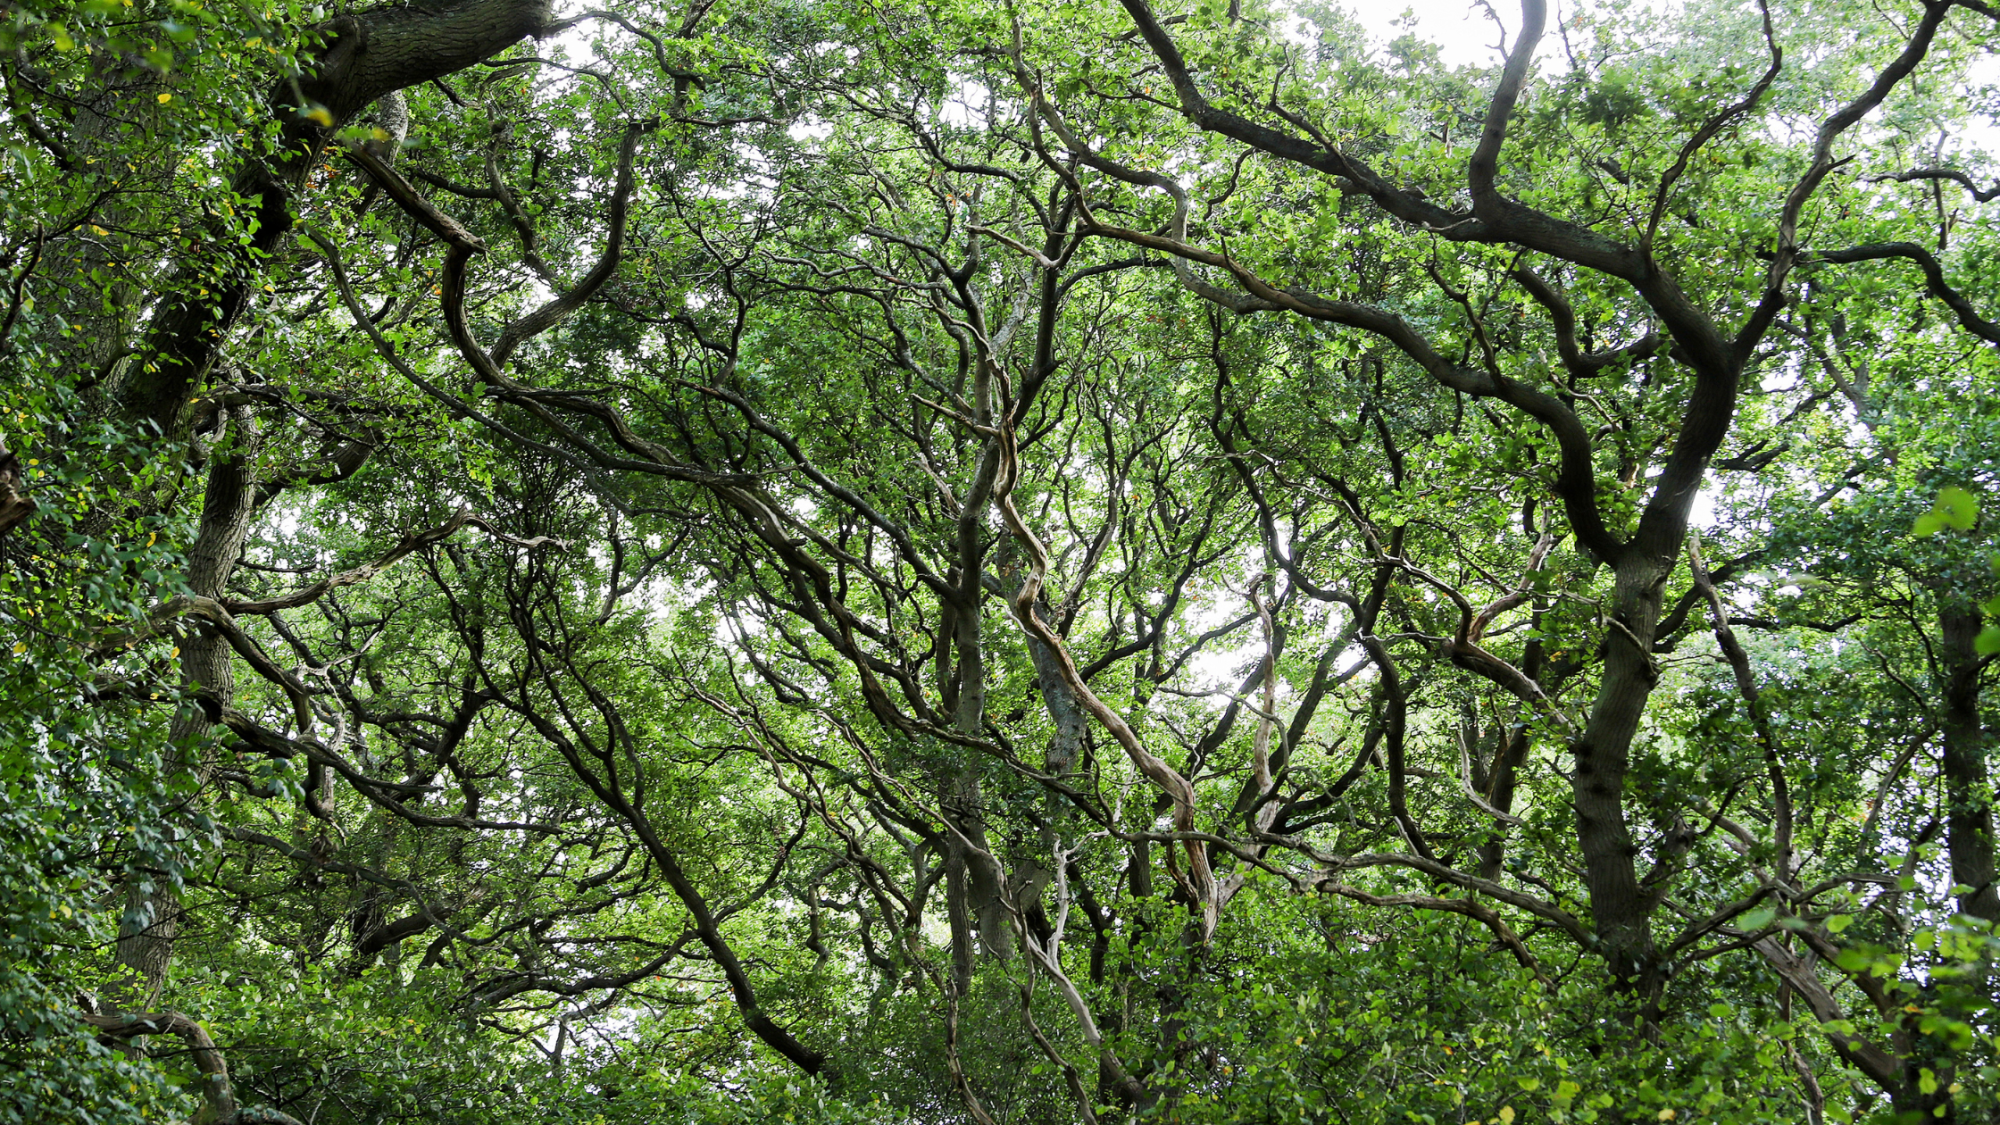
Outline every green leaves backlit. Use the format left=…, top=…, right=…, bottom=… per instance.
left=1912, top=485, right=1979, bottom=537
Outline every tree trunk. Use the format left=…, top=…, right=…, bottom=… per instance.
left=1939, top=601, right=1997, bottom=922
left=1570, top=553, right=1672, bottom=1000
left=111, top=408, right=264, bottom=1011
left=86, top=1010, right=309, bottom=1125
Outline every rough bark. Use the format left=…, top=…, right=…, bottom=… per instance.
left=0, top=440, right=32, bottom=537
left=1939, top=601, right=1997, bottom=921
left=112, top=408, right=264, bottom=1010
left=948, top=594, right=1013, bottom=961
left=1569, top=552, right=1672, bottom=998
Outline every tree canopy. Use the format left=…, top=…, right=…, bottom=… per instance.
left=4, top=0, right=2000, bottom=1121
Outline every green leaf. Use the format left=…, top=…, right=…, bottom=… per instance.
left=1939, top=486, right=1980, bottom=530
left=1978, top=627, right=2000, bottom=658
left=1916, top=486, right=1980, bottom=536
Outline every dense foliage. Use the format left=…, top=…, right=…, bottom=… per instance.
left=4, top=0, right=2000, bottom=1121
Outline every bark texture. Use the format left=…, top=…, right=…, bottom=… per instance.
left=1939, top=601, right=1997, bottom=921
left=112, top=409, right=264, bottom=1010
left=85, top=1010, right=307, bottom=1125
left=0, top=441, right=32, bottom=537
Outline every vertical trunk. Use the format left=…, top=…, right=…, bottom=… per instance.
left=946, top=580, right=1013, bottom=962
left=944, top=842, right=977, bottom=996
left=112, top=409, right=263, bottom=1010
left=1481, top=607, right=1551, bottom=880
left=1570, top=555, right=1670, bottom=997
left=1003, top=596, right=1092, bottom=948
left=97, top=0, right=555, bottom=1016
left=1938, top=602, right=1997, bottom=921
left=0, top=441, right=30, bottom=537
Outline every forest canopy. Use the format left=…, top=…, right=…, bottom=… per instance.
left=4, top=0, right=2000, bottom=1121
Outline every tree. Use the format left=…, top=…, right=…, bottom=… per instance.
left=5, top=0, right=1999, bottom=1121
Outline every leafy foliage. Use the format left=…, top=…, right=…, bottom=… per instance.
left=5, top=0, right=2000, bottom=1122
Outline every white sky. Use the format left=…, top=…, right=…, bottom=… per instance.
left=1341, top=1, right=1534, bottom=68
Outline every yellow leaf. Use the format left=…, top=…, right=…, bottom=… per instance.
left=12, top=642, right=24, bottom=655
left=157, top=92, right=172, bottom=104
left=1499, top=1109, right=1515, bottom=1125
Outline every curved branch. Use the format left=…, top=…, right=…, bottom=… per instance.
left=1752, top=1, right=1949, bottom=352
left=1813, top=241, right=2000, bottom=345
left=491, top=120, right=657, bottom=365
left=84, top=1010, right=306, bottom=1125
left=1865, top=165, right=2000, bottom=202
left=1073, top=216, right=1624, bottom=561
left=1318, top=882, right=1547, bottom=982
left=1643, top=1, right=1781, bottom=256
left=221, top=505, right=560, bottom=615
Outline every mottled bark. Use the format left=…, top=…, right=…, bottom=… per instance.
left=1569, top=553, right=1672, bottom=997
left=949, top=596, right=1014, bottom=961
left=1939, top=602, right=1997, bottom=921
left=112, top=408, right=264, bottom=1010
left=0, top=440, right=32, bottom=537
